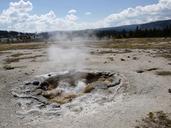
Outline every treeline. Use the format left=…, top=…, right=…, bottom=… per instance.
left=0, top=30, right=42, bottom=43
left=95, top=25, right=171, bottom=39
left=1, top=25, right=171, bottom=43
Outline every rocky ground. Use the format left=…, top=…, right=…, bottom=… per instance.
left=0, top=39, right=171, bottom=128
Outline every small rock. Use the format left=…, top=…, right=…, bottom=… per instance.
left=168, top=89, right=171, bottom=93
left=51, top=103, right=60, bottom=108
left=48, top=103, right=60, bottom=110
left=25, top=82, right=31, bottom=85
left=136, top=70, right=144, bottom=73
left=25, top=72, right=29, bottom=75
left=133, top=57, right=138, bottom=60
left=121, top=58, right=125, bottom=61
left=108, top=57, right=114, bottom=61
left=32, top=80, right=40, bottom=86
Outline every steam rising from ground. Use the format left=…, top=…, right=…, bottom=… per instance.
left=46, top=35, right=91, bottom=71
left=48, top=44, right=88, bottom=71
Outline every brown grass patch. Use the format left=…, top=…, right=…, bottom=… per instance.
left=4, top=55, right=45, bottom=63
left=83, top=84, right=95, bottom=93
left=11, top=53, right=24, bottom=57
left=0, top=51, right=12, bottom=55
left=156, top=71, right=171, bottom=76
left=146, top=68, right=159, bottom=71
left=136, top=68, right=159, bottom=73
left=3, top=64, right=26, bottom=70
left=98, top=38, right=171, bottom=49
left=0, top=43, right=47, bottom=51
left=91, top=49, right=132, bottom=55
left=50, top=93, right=77, bottom=104
left=3, top=65, right=15, bottom=70
left=135, top=111, right=171, bottom=128
left=158, top=50, right=171, bottom=60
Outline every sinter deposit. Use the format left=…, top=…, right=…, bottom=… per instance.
left=12, top=70, right=129, bottom=117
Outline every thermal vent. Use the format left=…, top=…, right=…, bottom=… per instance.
left=12, top=70, right=128, bottom=116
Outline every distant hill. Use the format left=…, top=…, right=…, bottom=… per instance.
left=96, top=19, right=171, bottom=32
left=0, top=19, right=171, bottom=43
left=42, top=19, right=171, bottom=39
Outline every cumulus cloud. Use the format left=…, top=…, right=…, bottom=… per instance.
left=0, top=0, right=171, bottom=32
left=66, top=13, right=78, bottom=22
left=68, top=9, right=77, bottom=14
left=104, top=0, right=171, bottom=27
left=0, top=1, right=80, bottom=32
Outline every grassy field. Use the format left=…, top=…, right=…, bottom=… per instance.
left=98, top=38, right=171, bottom=49
left=0, top=38, right=171, bottom=51
left=0, top=42, right=47, bottom=51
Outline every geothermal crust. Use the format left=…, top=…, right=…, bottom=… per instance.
left=12, top=70, right=128, bottom=117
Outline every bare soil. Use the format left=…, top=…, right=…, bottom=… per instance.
left=0, top=38, right=171, bottom=128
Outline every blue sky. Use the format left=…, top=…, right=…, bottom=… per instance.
left=0, top=0, right=170, bottom=32
left=0, top=0, right=158, bottom=22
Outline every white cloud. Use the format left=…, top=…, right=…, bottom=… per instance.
left=0, top=0, right=171, bottom=32
left=85, top=12, right=92, bottom=15
left=66, top=13, right=78, bottom=22
left=103, top=0, right=171, bottom=27
left=0, top=1, right=79, bottom=32
left=68, top=9, right=77, bottom=14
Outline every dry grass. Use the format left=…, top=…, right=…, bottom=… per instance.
left=2, top=64, right=26, bottom=70
left=146, top=68, right=159, bottom=71
left=84, top=84, right=95, bottom=93
left=156, top=71, right=171, bottom=76
left=11, top=53, right=25, bottom=57
left=0, top=43, right=47, bottom=51
left=136, top=68, right=159, bottom=73
left=135, top=111, right=171, bottom=128
left=99, top=38, right=171, bottom=49
left=91, top=49, right=132, bottom=55
left=0, top=51, right=12, bottom=55
left=4, top=55, right=45, bottom=63
left=50, top=93, right=77, bottom=104
left=3, top=65, right=15, bottom=70
left=158, top=49, right=171, bottom=60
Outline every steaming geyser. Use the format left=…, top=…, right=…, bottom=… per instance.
left=12, top=70, right=128, bottom=116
